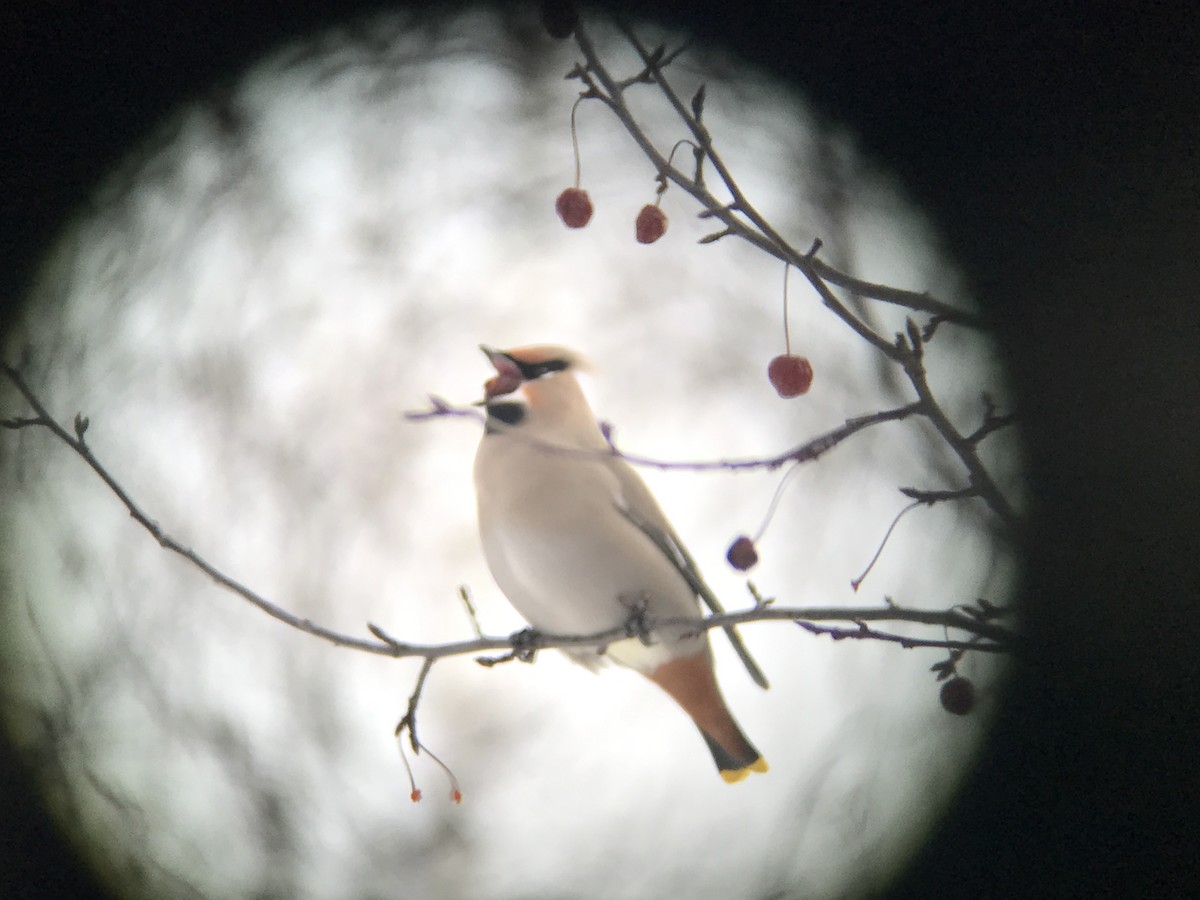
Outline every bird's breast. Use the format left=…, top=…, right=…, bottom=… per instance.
left=474, top=436, right=702, bottom=665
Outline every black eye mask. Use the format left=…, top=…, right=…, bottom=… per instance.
left=513, top=357, right=568, bottom=380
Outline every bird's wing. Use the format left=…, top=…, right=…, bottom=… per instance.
left=606, top=458, right=770, bottom=690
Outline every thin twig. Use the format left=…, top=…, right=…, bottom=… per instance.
left=897, top=347, right=1019, bottom=529
left=616, top=501, right=769, bottom=689
left=392, top=657, right=462, bottom=803
left=570, top=18, right=1018, bottom=528
left=395, top=657, right=436, bottom=751
left=575, top=21, right=983, bottom=330
left=406, top=393, right=922, bottom=473
left=611, top=20, right=904, bottom=361
left=380, top=602, right=1018, bottom=657
left=458, top=585, right=484, bottom=639
left=2, top=362, right=399, bottom=657
left=898, top=486, right=982, bottom=504
left=797, top=621, right=1005, bottom=653
left=809, top=262, right=987, bottom=328
left=966, top=413, right=1017, bottom=445
left=3, top=363, right=1017, bottom=671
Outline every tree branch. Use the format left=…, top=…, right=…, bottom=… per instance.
left=405, top=394, right=923, bottom=473
left=3, top=362, right=395, bottom=657
left=896, top=336, right=1019, bottom=530
left=798, top=620, right=1006, bottom=653
left=578, top=20, right=985, bottom=328
left=569, top=18, right=1019, bottom=529
left=3, top=364, right=1017, bottom=667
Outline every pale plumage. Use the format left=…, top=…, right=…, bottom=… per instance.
left=472, top=344, right=768, bottom=782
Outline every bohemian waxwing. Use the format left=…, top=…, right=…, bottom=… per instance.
left=472, top=344, right=769, bottom=783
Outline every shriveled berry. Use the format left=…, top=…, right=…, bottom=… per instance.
left=555, top=187, right=593, bottom=228
left=726, top=535, right=759, bottom=571
left=768, top=354, right=814, bottom=397
left=635, top=204, right=668, bottom=244
left=540, top=1, right=578, bottom=39
left=939, top=677, right=975, bottom=716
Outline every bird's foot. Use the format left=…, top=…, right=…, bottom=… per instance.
left=475, top=627, right=541, bottom=667
left=619, top=593, right=656, bottom=646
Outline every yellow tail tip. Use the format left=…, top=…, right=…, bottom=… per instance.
left=720, top=758, right=769, bottom=783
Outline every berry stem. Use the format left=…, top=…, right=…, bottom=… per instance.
left=396, top=735, right=421, bottom=802
left=664, top=138, right=700, bottom=168
left=569, top=97, right=585, bottom=188
left=656, top=139, right=700, bottom=205
left=782, top=262, right=792, bottom=356
left=850, top=500, right=920, bottom=591
left=752, top=462, right=803, bottom=542
left=420, top=742, right=464, bottom=804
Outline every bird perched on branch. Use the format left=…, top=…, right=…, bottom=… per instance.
left=472, top=343, right=768, bottom=783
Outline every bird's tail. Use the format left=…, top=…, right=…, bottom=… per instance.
left=648, top=651, right=769, bottom=783
left=700, top=732, right=770, bottom=783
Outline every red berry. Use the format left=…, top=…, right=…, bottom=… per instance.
left=484, top=353, right=524, bottom=399
left=635, top=204, right=668, bottom=244
left=939, top=677, right=975, bottom=716
left=555, top=187, right=593, bottom=228
left=768, top=354, right=813, bottom=397
left=484, top=373, right=520, bottom=400
left=726, top=535, right=759, bottom=571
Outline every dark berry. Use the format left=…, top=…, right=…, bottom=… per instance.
left=726, top=535, right=759, bottom=571
left=939, top=677, right=975, bottom=716
left=540, top=1, right=578, bottom=39
left=555, top=187, right=593, bottom=228
left=635, top=204, right=668, bottom=244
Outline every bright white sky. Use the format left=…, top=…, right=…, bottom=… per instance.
left=0, top=8, right=1020, bottom=899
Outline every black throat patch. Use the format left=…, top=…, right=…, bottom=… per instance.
left=486, top=401, right=526, bottom=430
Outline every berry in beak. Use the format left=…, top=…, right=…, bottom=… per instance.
left=480, top=345, right=524, bottom=399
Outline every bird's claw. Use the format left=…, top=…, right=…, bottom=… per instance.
left=619, top=594, right=655, bottom=646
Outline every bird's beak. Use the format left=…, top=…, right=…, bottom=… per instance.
left=480, top=344, right=524, bottom=400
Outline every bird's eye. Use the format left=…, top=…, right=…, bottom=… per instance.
left=514, top=358, right=568, bottom=379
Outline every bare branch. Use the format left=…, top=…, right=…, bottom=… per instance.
left=3, top=363, right=1015, bottom=669
left=458, top=585, right=484, bottom=639
left=808, top=262, right=987, bottom=328
left=577, top=23, right=983, bottom=330
left=616, top=501, right=769, bottom=688
left=899, top=485, right=982, bottom=504
left=697, top=227, right=732, bottom=244
left=392, top=657, right=463, bottom=803
left=798, top=620, right=1006, bottom=653
left=967, top=412, right=1017, bottom=445
left=394, top=657, right=436, bottom=750
left=402, top=394, right=484, bottom=424
left=3, top=361, right=399, bottom=657
left=591, top=21, right=912, bottom=359
left=608, top=403, right=924, bottom=471
left=406, top=393, right=922, bottom=473
left=898, top=351, right=1019, bottom=529
left=568, top=18, right=1018, bottom=528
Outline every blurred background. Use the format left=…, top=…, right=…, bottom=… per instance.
left=1, top=1, right=1197, bottom=899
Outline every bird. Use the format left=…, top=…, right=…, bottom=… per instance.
left=472, top=343, right=769, bottom=783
